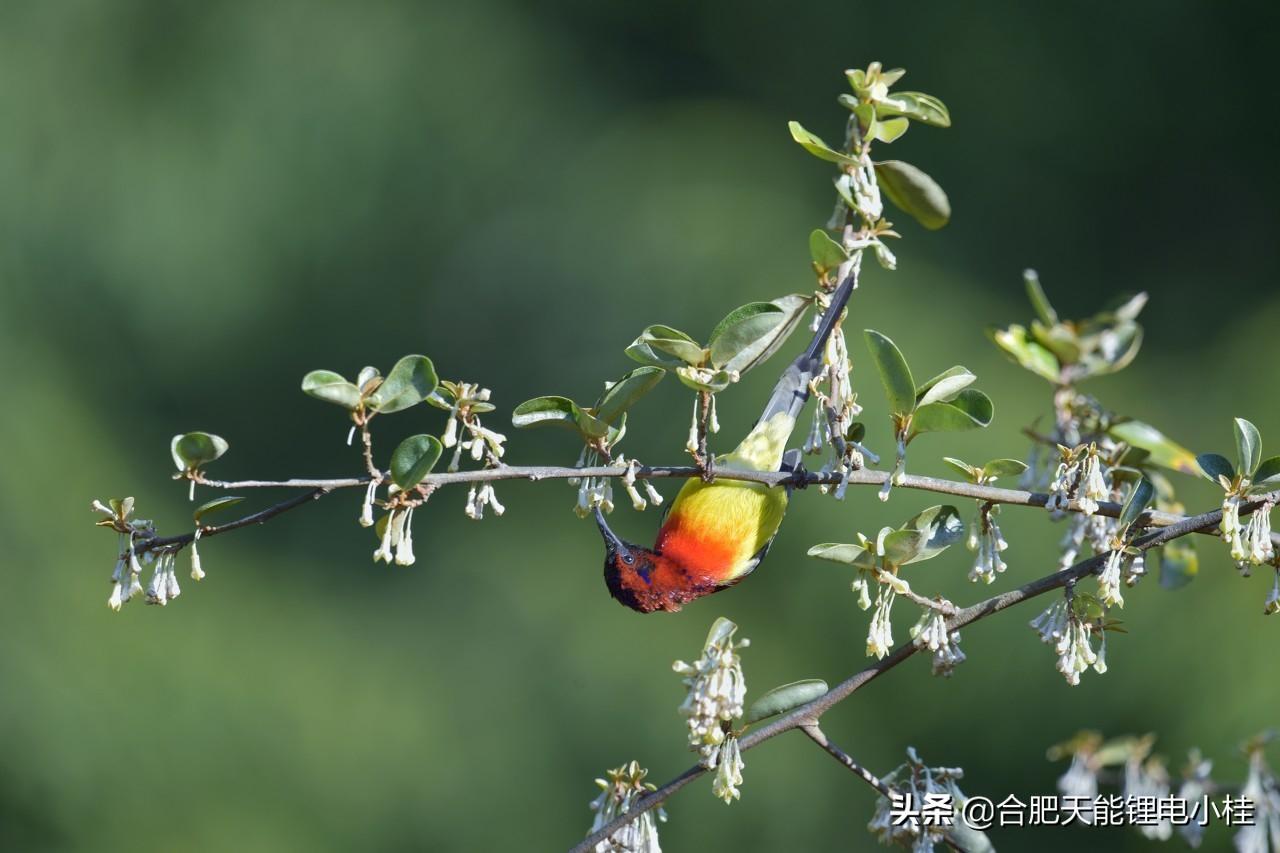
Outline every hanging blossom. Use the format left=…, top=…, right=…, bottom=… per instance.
left=1177, top=750, right=1215, bottom=849
left=434, top=381, right=507, bottom=471
left=93, top=498, right=155, bottom=612
left=673, top=617, right=748, bottom=784
left=866, top=583, right=897, bottom=660
left=708, top=735, right=745, bottom=804
left=1030, top=596, right=1107, bottom=686
left=966, top=503, right=1008, bottom=584
left=909, top=610, right=965, bottom=677
left=464, top=483, right=505, bottom=520
left=1046, top=442, right=1109, bottom=515
left=1051, top=734, right=1101, bottom=825
left=1236, top=738, right=1280, bottom=853
left=1097, top=547, right=1126, bottom=609
left=570, top=445, right=615, bottom=518
left=189, top=528, right=206, bottom=581
left=586, top=760, right=666, bottom=853
left=868, top=746, right=970, bottom=852
left=1217, top=480, right=1273, bottom=575
left=617, top=457, right=663, bottom=512
left=1266, top=570, right=1280, bottom=616
left=1125, top=754, right=1173, bottom=841
left=145, top=551, right=182, bottom=606
left=373, top=494, right=418, bottom=566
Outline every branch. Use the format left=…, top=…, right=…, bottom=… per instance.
left=139, top=488, right=332, bottom=553
left=800, top=724, right=891, bottom=798
left=567, top=495, right=1269, bottom=852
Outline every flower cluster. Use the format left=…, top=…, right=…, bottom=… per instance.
left=373, top=498, right=417, bottom=566
left=869, top=747, right=970, bottom=852
left=432, top=381, right=507, bottom=470
left=1046, top=442, right=1110, bottom=516
left=1124, top=753, right=1173, bottom=840
left=570, top=446, right=614, bottom=518
left=673, top=618, right=749, bottom=802
left=1238, top=737, right=1280, bottom=853
left=966, top=504, right=1008, bottom=584
left=808, top=319, right=866, bottom=502
left=1222, top=494, right=1275, bottom=574
left=1030, top=595, right=1108, bottom=685
left=618, top=457, right=663, bottom=512
left=93, top=498, right=158, bottom=612
left=144, top=551, right=182, bottom=606
left=909, top=610, right=965, bottom=677
left=586, top=760, right=666, bottom=853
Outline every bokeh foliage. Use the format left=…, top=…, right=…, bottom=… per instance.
left=3, top=1, right=1280, bottom=850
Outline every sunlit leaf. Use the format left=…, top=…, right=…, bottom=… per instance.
left=1235, top=417, right=1262, bottom=477
left=708, top=303, right=786, bottom=369
left=864, top=329, right=916, bottom=416
left=988, top=325, right=1060, bottom=383
left=390, top=434, right=443, bottom=489
left=910, top=390, right=993, bottom=438
left=170, top=432, right=229, bottom=471
left=874, top=160, right=950, bottom=230
left=915, top=366, right=975, bottom=406
left=745, top=680, right=829, bottom=724
left=1119, top=477, right=1154, bottom=529
left=900, top=504, right=964, bottom=564
left=301, top=370, right=362, bottom=410
left=368, top=355, right=438, bottom=414
left=593, top=367, right=665, bottom=425
left=193, top=496, right=245, bottom=522
left=787, top=120, right=857, bottom=167
left=1108, top=420, right=1198, bottom=476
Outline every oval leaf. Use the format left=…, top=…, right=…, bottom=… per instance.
left=882, top=529, right=925, bottom=565
left=901, top=504, right=965, bottom=564
left=301, top=370, right=362, bottom=410
left=1108, top=420, right=1198, bottom=476
left=874, top=160, right=950, bottom=230
left=1235, top=417, right=1262, bottom=477
left=512, top=396, right=583, bottom=431
left=981, top=458, right=1028, bottom=481
left=708, top=303, right=786, bottom=369
left=876, top=91, right=952, bottom=128
left=745, top=680, right=829, bottom=724
left=625, top=325, right=705, bottom=368
left=193, top=496, right=245, bottom=522
left=864, top=329, right=916, bottom=416
left=1119, top=477, right=1155, bottom=529
left=390, top=434, right=443, bottom=489
left=721, top=293, right=811, bottom=376
left=1252, top=456, right=1280, bottom=488
left=368, top=355, right=438, bottom=414
left=806, top=542, right=876, bottom=570
left=170, top=432, right=229, bottom=471
left=787, top=121, right=857, bottom=167
left=941, top=456, right=980, bottom=483
left=915, top=365, right=976, bottom=407
left=675, top=366, right=734, bottom=393
left=988, top=325, right=1061, bottom=383
left=1196, top=453, right=1235, bottom=483
left=910, top=390, right=993, bottom=438
left=809, top=229, right=848, bottom=272
left=594, top=367, right=665, bottom=426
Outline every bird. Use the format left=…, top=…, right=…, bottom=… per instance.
left=594, top=273, right=857, bottom=613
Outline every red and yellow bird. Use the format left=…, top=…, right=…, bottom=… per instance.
left=594, top=274, right=856, bottom=612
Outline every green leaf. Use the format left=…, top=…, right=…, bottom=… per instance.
left=808, top=229, right=849, bottom=272
left=390, top=434, right=443, bottom=489
left=1022, top=269, right=1058, bottom=325
left=708, top=303, right=787, bottom=369
left=356, top=366, right=382, bottom=394
left=625, top=325, right=706, bottom=368
left=674, top=366, right=734, bottom=393
left=900, top=504, right=965, bottom=564
left=806, top=542, right=876, bottom=570
left=876, top=91, right=952, bottom=128
left=882, top=529, right=925, bottom=565
left=874, top=160, right=950, bottom=230
left=301, top=370, right=362, bottom=410
left=511, top=396, right=583, bottom=431
left=1252, top=456, right=1280, bottom=487
left=1108, top=420, right=1199, bottom=476
left=1196, top=453, right=1235, bottom=483
left=718, top=293, right=810, bottom=376
left=915, top=366, right=975, bottom=406
left=193, top=496, right=245, bottom=522
left=863, top=329, right=916, bottom=416
left=869, top=116, right=909, bottom=143
left=1119, top=477, right=1154, bottom=529
left=787, top=121, right=857, bottom=167
left=593, top=367, right=665, bottom=425
left=941, top=457, right=980, bottom=482
left=988, top=325, right=1060, bottom=383
left=368, top=355, right=438, bottom=414
left=1156, top=539, right=1199, bottom=590
left=910, top=390, right=993, bottom=438
left=982, top=458, right=1028, bottom=481
left=1235, top=417, right=1262, bottom=477
left=745, top=680, right=829, bottom=724
left=170, top=432, right=229, bottom=471
left=574, top=408, right=620, bottom=441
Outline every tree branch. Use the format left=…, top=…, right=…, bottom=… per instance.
left=800, top=724, right=892, bottom=798
left=567, top=494, right=1271, bottom=853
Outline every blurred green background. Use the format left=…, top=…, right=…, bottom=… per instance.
left=3, top=1, right=1278, bottom=850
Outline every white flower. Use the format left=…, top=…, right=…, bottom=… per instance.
left=1097, top=549, right=1125, bottom=608
left=1223, top=492, right=1247, bottom=562
left=395, top=507, right=416, bottom=565
left=1030, top=598, right=1070, bottom=646
left=673, top=618, right=748, bottom=763
left=1047, top=444, right=1108, bottom=515
left=1266, top=571, right=1280, bottom=616
left=1178, top=751, right=1214, bottom=849
left=851, top=573, right=872, bottom=610
left=1124, top=550, right=1146, bottom=586
left=1244, top=501, right=1275, bottom=567
left=966, top=510, right=1008, bottom=584
left=620, top=458, right=648, bottom=511
left=710, top=736, right=745, bottom=804
left=1124, top=756, right=1172, bottom=841
left=866, top=585, right=896, bottom=659
left=465, top=483, right=504, bottom=520
left=373, top=512, right=396, bottom=564
left=1236, top=743, right=1280, bottom=853
left=587, top=760, right=666, bottom=853
left=146, top=552, right=180, bottom=606
left=359, top=479, right=378, bottom=528
left=189, top=533, right=205, bottom=581
left=1056, top=620, right=1098, bottom=686
left=685, top=396, right=700, bottom=455
left=911, top=611, right=964, bottom=676
left=1057, top=751, right=1099, bottom=801
left=804, top=408, right=825, bottom=454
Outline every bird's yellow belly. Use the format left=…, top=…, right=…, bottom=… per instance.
left=655, top=477, right=788, bottom=583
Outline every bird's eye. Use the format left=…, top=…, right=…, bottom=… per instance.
left=623, top=553, right=635, bottom=565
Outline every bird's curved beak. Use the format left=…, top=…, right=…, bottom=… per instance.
left=593, top=505, right=631, bottom=559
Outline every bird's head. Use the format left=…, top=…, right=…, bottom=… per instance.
left=593, top=506, right=684, bottom=613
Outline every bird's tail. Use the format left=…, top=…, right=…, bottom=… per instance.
left=753, top=273, right=856, bottom=427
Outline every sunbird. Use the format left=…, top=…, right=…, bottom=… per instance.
left=594, top=274, right=857, bottom=612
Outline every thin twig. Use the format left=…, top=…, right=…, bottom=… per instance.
left=567, top=496, right=1267, bottom=852
left=800, top=724, right=892, bottom=798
